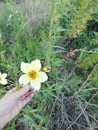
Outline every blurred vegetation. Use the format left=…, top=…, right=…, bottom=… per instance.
left=0, top=0, right=98, bottom=129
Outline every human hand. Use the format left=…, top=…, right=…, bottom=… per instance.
left=0, top=85, right=35, bottom=129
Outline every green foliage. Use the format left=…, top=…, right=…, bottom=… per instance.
left=0, top=0, right=98, bottom=129
left=77, top=52, right=98, bottom=69
left=91, top=32, right=98, bottom=44
left=60, top=0, right=98, bottom=38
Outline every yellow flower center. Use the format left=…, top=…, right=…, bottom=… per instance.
left=0, top=77, right=1, bottom=81
left=28, top=70, right=37, bottom=79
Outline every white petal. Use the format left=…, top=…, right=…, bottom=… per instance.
left=31, top=59, right=41, bottom=71
left=2, top=73, right=7, bottom=78
left=21, top=62, right=32, bottom=73
left=37, top=72, right=48, bottom=82
left=30, top=80, right=41, bottom=90
left=0, top=79, right=7, bottom=85
left=19, top=74, right=30, bottom=85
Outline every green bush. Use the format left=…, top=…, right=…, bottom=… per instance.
left=0, top=0, right=98, bottom=129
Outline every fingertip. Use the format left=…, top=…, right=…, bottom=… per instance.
left=23, top=84, right=31, bottom=89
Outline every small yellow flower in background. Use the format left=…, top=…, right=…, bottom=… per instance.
left=19, top=59, right=48, bottom=90
left=16, top=84, right=23, bottom=91
left=42, top=66, right=51, bottom=73
left=0, top=72, right=7, bottom=85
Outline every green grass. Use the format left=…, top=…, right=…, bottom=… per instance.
left=0, top=0, right=98, bottom=130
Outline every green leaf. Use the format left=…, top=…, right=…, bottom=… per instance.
left=96, top=81, right=98, bottom=87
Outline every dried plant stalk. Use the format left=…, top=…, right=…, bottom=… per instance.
left=17, top=0, right=52, bottom=31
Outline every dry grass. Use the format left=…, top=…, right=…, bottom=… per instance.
left=16, top=0, right=52, bottom=31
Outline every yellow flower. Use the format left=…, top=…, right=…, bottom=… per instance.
left=19, top=59, right=48, bottom=90
left=16, top=84, right=23, bottom=91
left=42, top=66, right=51, bottom=72
left=0, top=72, right=7, bottom=85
